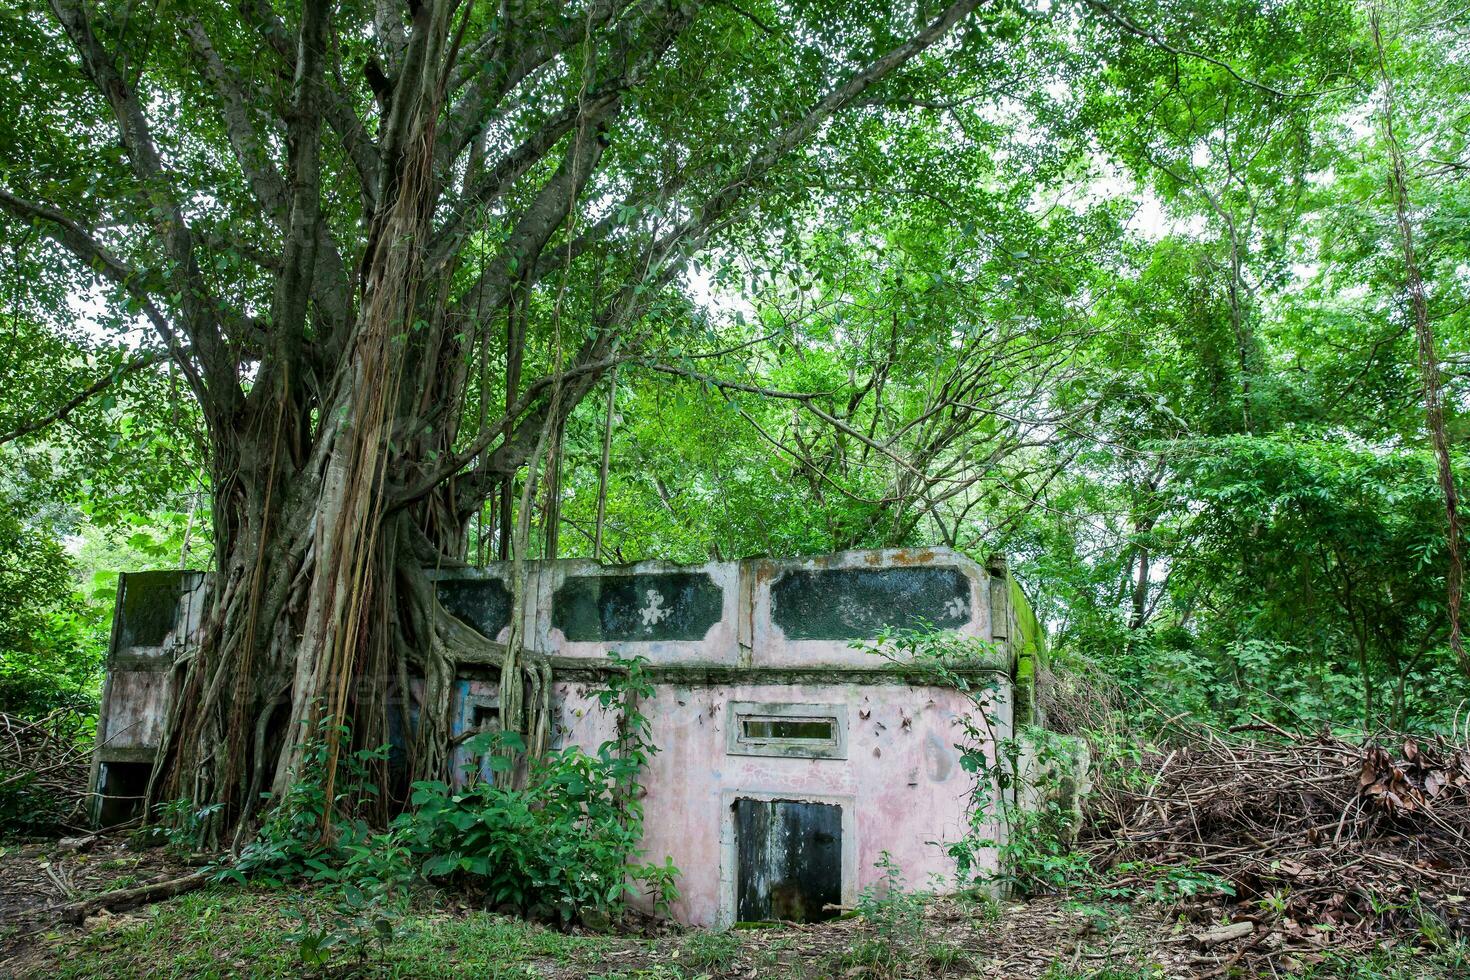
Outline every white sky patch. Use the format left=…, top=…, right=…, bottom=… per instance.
left=69, top=284, right=120, bottom=343
left=69, top=284, right=156, bottom=352
left=685, top=259, right=758, bottom=324
left=1126, top=194, right=1173, bottom=240
left=1062, top=164, right=1199, bottom=242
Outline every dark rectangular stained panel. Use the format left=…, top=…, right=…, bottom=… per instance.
left=552, top=572, right=723, bottom=641
left=769, top=565, right=971, bottom=640
left=735, top=798, right=842, bottom=924
left=116, top=570, right=200, bottom=649
left=436, top=577, right=512, bottom=639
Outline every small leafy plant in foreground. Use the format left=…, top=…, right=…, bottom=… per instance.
left=828, top=853, right=969, bottom=978
left=201, top=655, right=678, bottom=970
left=394, top=653, right=679, bottom=922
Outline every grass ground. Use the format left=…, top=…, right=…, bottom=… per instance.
left=5, top=882, right=1469, bottom=979
left=2, top=838, right=1466, bottom=978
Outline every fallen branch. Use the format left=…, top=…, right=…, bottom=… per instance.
left=56, top=871, right=209, bottom=925
left=1079, top=723, right=1470, bottom=967
left=1191, top=920, right=1253, bottom=948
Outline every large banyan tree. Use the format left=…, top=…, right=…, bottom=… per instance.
left=0, top=0, right=990, bottom=834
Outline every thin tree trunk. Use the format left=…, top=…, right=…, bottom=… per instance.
left=1374, top=10, right=1469, bottom=681
left=544, top=416, right=563, bottom=559
left=593, top=367, right=617, bottom=562
left=498, top=287, right=527, bottom=560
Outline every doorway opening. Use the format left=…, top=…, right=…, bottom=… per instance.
left=734, top=798, right=843, bottom=923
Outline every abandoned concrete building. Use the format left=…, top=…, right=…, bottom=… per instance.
left=91, top=547, right=1046, bottom=927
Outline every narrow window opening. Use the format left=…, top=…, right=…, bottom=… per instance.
left=741, top=717, right=835, bottom=742
left=726, top=701, right=847, bottom=759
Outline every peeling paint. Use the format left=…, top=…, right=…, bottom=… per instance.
left=95, top=548, right=1026, bottom=925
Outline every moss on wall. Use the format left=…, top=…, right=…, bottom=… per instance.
left=116, top=570, right=189, bottom=649
left=1008, top=576, right=1047, bottom=727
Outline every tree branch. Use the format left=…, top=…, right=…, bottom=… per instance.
left=49, top=0, right=239, bottom=414
left=431, top=0, right=697, bottom=274
left=644, top=0, right=986, bottom=276
left=0, top=350, right=167, bottom=446
left=0, top=187, right=204, bottom=398
left=181, top=14, right=353, bottom=350
left=239, top=0, right=382, bottom=211
left=439, top=0, right=631, bottom=165
left=1081, top=0, right=1299, bottom=100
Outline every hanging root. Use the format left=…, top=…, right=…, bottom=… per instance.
left=527, top=659, right=553, bottom=760
left=401, top=559, right=554, bottom=789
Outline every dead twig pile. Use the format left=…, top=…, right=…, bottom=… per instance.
left=1081, top=717, right=1470, bottom=958
left=0, top=709, right=93, bottom=831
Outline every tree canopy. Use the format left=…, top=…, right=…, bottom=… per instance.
left=0, top=0, right=1467, bottom=837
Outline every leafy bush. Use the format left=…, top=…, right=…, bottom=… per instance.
left=145, top=798, right=226, bottom=854
left=0, top=502, right=105, bottom=717
left=218, top=652, right=679, bottom=951
left=855, top=852, right=927, bottom=949
left=394, top=654, right=679, bottom=923
left=222, top=725, right=392, bottom=884
left=196, top=723, right=414, bottom=970
left=1034, top=438, right=1470, bottom=734
left=282, top=828, right=418, bottom=971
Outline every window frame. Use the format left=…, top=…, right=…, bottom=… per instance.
left=726, top=701, right=848, bottom=760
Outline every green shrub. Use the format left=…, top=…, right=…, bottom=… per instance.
left=218, top=652, right=679, bottom=948
left=855, top=852, right=926, bottom=948
left=394, top=654, right=679, bottom=923
left=144, top=798, right=226, bottom=854
left=0, top=504, right=105, bottom=717
left=281, top=828, right=418, bottom=972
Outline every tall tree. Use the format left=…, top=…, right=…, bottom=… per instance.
left=1372, top=6, right=1467, bottom=680
left=0, top=0, right=987, bottom=835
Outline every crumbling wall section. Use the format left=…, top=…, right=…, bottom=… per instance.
left=93, top=548, right=1032, bottom=925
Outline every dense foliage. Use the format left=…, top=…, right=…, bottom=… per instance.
left=0, top=0, right=1465, bottom=807
left=0, top=502, right=95, bottom=716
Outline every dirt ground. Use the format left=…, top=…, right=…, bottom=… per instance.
left=0, top=835, right=1453, bottom=978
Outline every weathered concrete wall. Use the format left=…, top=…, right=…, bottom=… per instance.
left=435, top=548, right=1011, bottom=926
left=91, top=569, right=207, bottom=824
left=547, top=677, right=1003, bottom=926
left=750, top=550, right=991, bottom=669
left=96, top=548, right=1022, bottom=925
left=430, top=549, right=1003, bottom=673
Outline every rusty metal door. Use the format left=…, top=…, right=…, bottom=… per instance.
left=735, top=798, right=842, bottom=923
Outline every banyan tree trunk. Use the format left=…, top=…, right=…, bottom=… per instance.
left=144, top=16, right=548, bottom=843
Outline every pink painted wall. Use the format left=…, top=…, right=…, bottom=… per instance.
left=548, top=677, right=1005, bottom=927
left=437, top=548, right=1014, bottom=927
left=99, top=550, right=1012, bottom=923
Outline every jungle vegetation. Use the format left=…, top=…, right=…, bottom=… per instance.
left=0, top=0, right=1467, bottom=843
